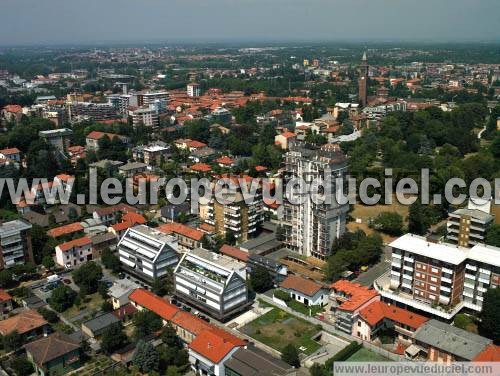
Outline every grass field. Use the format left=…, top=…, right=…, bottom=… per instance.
left=241, top=307, right=322, bottom=355
left=346, top=347, right=391, bottom=362
left=347, top=197, right=410, bottom=242
left=62, top=292, right=104, bottom=324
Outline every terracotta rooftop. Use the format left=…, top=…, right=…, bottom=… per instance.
left=189, top=327, right=246, bottom=364
left=330, top=279, right=379, bottom=312
left=473, top=344, right=500, bottom=362
left=216, top=156, right=234, bottom=165
left=0, top=309, right=47, bottom=335
left=57, top=236, right=92, bottom=252
left=129, top=289, right=180, bottom=321
left=0, top=147, right=21, bottom=155
left=190, top=163, right=212, bottom=173
left=0, top=289, right=12, bottom=302
left=219, top=244, right=248, bottom=262
left=158, top=222, right=204, bottom=241
left=280, top=274, right=325, bottom=297
left=47, top=222, right=84, bottom=238
left=86, top=131, right=123, bottom=140
left=171, top=310, right=212, bottom=336
left=359, top=301, right=429, bottom=329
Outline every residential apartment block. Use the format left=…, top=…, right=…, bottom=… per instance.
left=447, top=207, right=494, bottom=248
left=375, top=233, right=500, bottom=319
left=203, top=176, right=264, bottom=242
left=282, top=141, right=349, bottom=259
left=174, top=248, right=250, bottom=321
left=117, top=225, right=179, bottom=283
left=55, top=236, right=92, bottom=268
left=0, top=219, right=34, bottom=269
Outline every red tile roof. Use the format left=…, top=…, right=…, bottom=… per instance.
left=330, top=280, right=379, bottom=312
left=216, top=156, right=234, bottom=166
left=0, top=309, right=47, bottom=335
left=359, top=301, right=429, bottom=329
left=279, top=131, right=296, bottom=139
left=129, top=289, right=180, bottom=321
left=158, top=222, right=204, bottom=241
left=186, top=140, right=207, bottom=149
left=47, top=222, right=84, bottom=238
left=254, top=165, right=267, bottom=172
left=0, top=147, right=21, bottom=155
left=0, top=289, right=12, bottom=302
left=473, top=344, right=500, bottom=362
left=57, top=236, right=92, bottom=252
left=280, top=275, right=325, bottom=297
left=95, top=204, right=137, bottom=217
left=86, top=131, right=122, bottom=140
left=219, top=244, right=248, bottom=262
left=190, top=163, right=212, bottom=173
left=3, top=105, right=22, bottom=113
left=171, top=310, right=212, bottom=336
left=189, top=328, right=246, bottom=364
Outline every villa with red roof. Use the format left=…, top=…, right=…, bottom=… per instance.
left=356, top=300, right=429, bottom=344
left=158, top=222, right=204, bottom=253
left=215, top=156, right=235, bottom=168
left=190, top=162, right=212, bottom=173
left=85, top=131, right=128, bottom=151
left=0, top=147, right=21, bottom=163
left=0, top=289, right=13, bottom=319
left=330, top=279, right=380, bottom=334
left=55, top=236, right=92, bottom=268
left=280, top=274, right=329, bottom=307
left=188, top=327, right=246, bottom=376
left=274, top=131, right=297, bottom=150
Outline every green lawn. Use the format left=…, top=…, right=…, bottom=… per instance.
left=287, top=300, right=324, bottom=316
left=241, top=307, right=322, bottom=355
left=62, top=292, right=104, bottom=324
left=346, top=347, right=391, bottom=362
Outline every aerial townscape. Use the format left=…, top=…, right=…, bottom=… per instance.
left=0, top=1, right=500, bottom=376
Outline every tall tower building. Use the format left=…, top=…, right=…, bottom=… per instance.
left=282, top=141, right=349, bottom=260
left=358, top=52, right=369, bottom=107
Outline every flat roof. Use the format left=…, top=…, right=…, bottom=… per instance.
left=0, top=219, right=32, bottom=237
left=450, top=208, right=494, bottom=222
left=390, top=234, right=468, bottom=265
left=468, top=243, right=500, bottom=268
left=188, top=248, right=245, bottom=271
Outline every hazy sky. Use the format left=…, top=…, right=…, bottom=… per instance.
left=1, top=0, right=499, bottom=45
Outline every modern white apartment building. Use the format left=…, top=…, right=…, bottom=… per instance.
left=173, top=248, right=250, bottom=321
left=187, top=83, right=201, bottom=97
left=131, top=107, right=159, bottom=128
left=117, top=225, right=179, bottom=283
left=375, top=233, right=500, bottom=319
left=282, top=141, right=349, bottom=259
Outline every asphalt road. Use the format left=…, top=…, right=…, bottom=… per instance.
left=353, top=245, right=391, bottom=287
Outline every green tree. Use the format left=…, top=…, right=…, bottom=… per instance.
left=453, top=313, right=474, bottom=331
left=102, top=301, right=114, bottom=312
left=310, top=363, right=327, bottom=376
left=408, top=201, right=431, bottom=235
left=101, top=323, right=128, bottom=354
left=133, top=310, right=163, bottom=341
left=0, top=269, right=13, bottom=288
left=11, top=356, right=34, bottom=376
left=479, top=288, right=500, bottom=344
left=49, top=285, right=76, bottom=312
left=249, top=266, right=273, bottom=293
left=72, top=261, right=103, bottom=294
left=281, top=344, right=300, bottom=368
left=371, top=212, right=404, bottom=236
left=486, top=224, right=500, bottom=247
left=42, top=255, right=55, bottom=270
left=37, top=307, right=59, bottom=324
left=3, top=331, right=22, bottom=352
left=101, top=248, right=121, bottom=272
left=132, top=340, right=160, bottom=373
